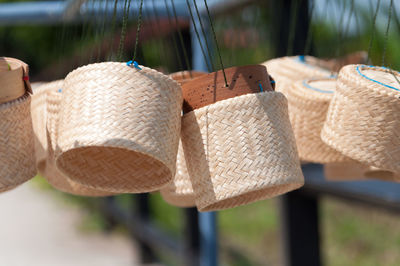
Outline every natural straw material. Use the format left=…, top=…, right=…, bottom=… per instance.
left=45, top=88, right=113, bottom=196
left=0, top=57, right=32, bottom=104
left=324, top=162, right=400, bottom=182
left=262, top=56, right=331, bottom=93
left=56, top=62, right=182, bottom=193
left=0, top=94, right=36, bottom=192
left=182, top=92, right=304, bottom=212
left=321, top=65, right=400, bottom=173
left=159, top=71, right=207, bottom=207
left=160, top=142, right=195, bottom=207
left=286, top=78, right=348, bottom=163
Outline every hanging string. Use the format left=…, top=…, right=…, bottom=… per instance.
left=381, top=0, right=393, bottom=66
left=170, top=0, right=192, bottom=73
left=108, top=0, right=119, bottom=60
left=117, top=0, right=132, bottom=61
left=185, top=0, right=212, bottom=72
left=96, top=0, right=112, bottom=62
left=192, top=0, right=214, bottom=71
left=132, top=0, right=144, bottom=62
left=286, top=0, right=299, bottom=56
left=304, top=0, right=315, bottom=56
left=366, top=0, right=381, bottom=63
left=164, top=0, right=186, bottom=73
left=203, top=0, right=228, bottom=86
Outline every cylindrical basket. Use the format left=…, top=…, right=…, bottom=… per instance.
left=286, top=78, right=348, bottom=163
left=321, top=65, right=400, bottom=174
left=181, top=66, right=304, bottom=212
left=56, top=62, right=182, bottom=193
left=160, top=71, right=207, bottom=207
left=45, top=88, right=114, bottom=196
left=324, top=162, right=400, bottom=182
left=262, top=56, right=331, bottom=94
left=0, top=58, right=35, bottom=192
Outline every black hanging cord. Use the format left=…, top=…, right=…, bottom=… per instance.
left=170, top=0, right=193, bottom=73
left=286, top=0, right=299, bottom=56
left=192, top=0, right=214, bottom=71
left=164, top=0, right=186, bottom=72
left=132, top=0, right=144, bottom=62
left=185, top=0, right=212, bottom=72
left=203, top=0, right=228, bottom=86
left=304, top=0, right=315, bottom=56
left=381, top=0, right=393, bottom=66
left=108, top=0, right=119, bottom=60
left=117, top=0, right=132, bottom=61
left=367, top=0, right=381, bottom=63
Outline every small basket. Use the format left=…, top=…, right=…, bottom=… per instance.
left=45, top=88, right=114, bottom=196
left=321, top=65, right=400, bottom=173
left=181, top=66, right=304, bottom=212
left=0, top=58, right=35, bottom=191
left=56, top=62, right=182, bottom=193
left=286, top=78, right=348, bottom=163
left=262, top=56, right=331, bottom=94
left=159, top=71, right=206, bottom=207
left=160, top=142, right=195, bottom=207
left=324, top=162, right=400, bottom=182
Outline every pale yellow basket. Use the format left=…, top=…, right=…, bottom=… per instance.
left=181, top=92, right=304, bottom=212
left=262, top=56, right=331, bottom=94
left=321, top=65, right=400, bottom=174
left=286, top=78, right=348, bottom=163
left=56, top=62, right=182, bottom=193
left=160, top=141, right=195, bottom=207
left=325, top=162, right=400, bottom=182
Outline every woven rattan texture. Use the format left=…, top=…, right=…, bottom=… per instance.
left=160, top=141, right=195, bottom=207
left=262, top=56, right=331, bottom=94
left=181, top=92, right=304, bottom=212
left=31, top=83, right=50, bottom=171
left=45, top=89, right=113, bottom=196
left=321, top=65, right=400, bottom=173
left=324, top=162, right=400, bottom=182
left=0, top=94, right=36, bottom=191
left=286, top=78, right=349, bottom=163
left=56, top=62, right=182, bottom=193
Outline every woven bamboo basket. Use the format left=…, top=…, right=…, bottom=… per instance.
left=321, top=65, right=400, bottom=174
left=262, top=56, right=331, bottom=94
left=286, top=78, right=348, bottom=163
left=181, top=66, right=304, bottom=212
left=160, top=71, right=206, bottom=207
left=45, top=88, right=114, bottom=196
left=0, top=57, right=36, bottom=192
left=324, top=162, right=400, bottom=182
left=56, top=62, right=182, bottom=193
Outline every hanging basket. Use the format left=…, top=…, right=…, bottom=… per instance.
left=181, top=65, right=304, bottom=212
left=160, top=71, right=206, bottom=207
left=324, top=162, right=400, bottom=182
left=262, top=56, right=331, bottom=94
left=321, top=65, right=400, bottom=174
left=55, top=62, right=182, bottom=193
left=160, top=142, right=195, bottom=207
left=0, top=57, right=35, bottom=192
left=286, top=78, right=348, bottom=163
left=44, top=87, right=114, bottom=196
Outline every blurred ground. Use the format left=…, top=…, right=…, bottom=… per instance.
left=0, top=183, right=137, bottom=266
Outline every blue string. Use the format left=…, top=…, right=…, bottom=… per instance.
left=302, top=79, right=334, bottom=94
left=299, top=55, right=306, bottom=62
left=126, top=60, right=142, bottom=70
left=58, top=89, right=62, bottom=93
left=356, top=65, right=400, bottom=92
left=259, top=83, right=263, bottom=92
